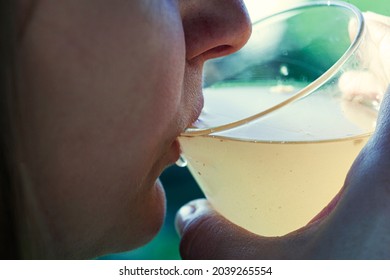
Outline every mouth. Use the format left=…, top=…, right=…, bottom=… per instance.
left=172, top=138, right=182, bottom=158
left=166, top=93, right=204, bottom=166
left=166, top=138, right=182, bottom=166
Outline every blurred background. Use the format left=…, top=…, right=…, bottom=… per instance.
left=98, top=0, right=389, bottom=260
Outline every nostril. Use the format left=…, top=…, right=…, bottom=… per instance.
left=182, top=0, right=252, bottom=62
left=201, top=44, right=233, bottom=60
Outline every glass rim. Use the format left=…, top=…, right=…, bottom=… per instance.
left=182, top=0, right=365, bottom=137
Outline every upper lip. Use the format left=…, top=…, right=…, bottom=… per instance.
left=182, top=61, right=205, bottom=132
left=188, top=90, right=204, bottom=129
left=190, top=97, right=204, bottom=125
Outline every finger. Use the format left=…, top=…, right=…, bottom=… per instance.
left=176, top=199, right=258, bottom=259
left=342, top=13, right=390, bottom=101
left=364, top=12, right=390, bottom=27
left=176, top=199, right=318, bottom=259
left=305, top=151, right=390, bottom=258
left=348, top=15, right=359, bottom=42
left=339, top=70, right=383, bottom=102
left=364, top=12, right=390, bottom=83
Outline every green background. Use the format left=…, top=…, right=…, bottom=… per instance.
left=99, top=0, right=389, bottom=260
left=346, top=0, right=389, bottom=15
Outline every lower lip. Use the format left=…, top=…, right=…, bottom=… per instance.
left=168, top=138, right=181, bottom=165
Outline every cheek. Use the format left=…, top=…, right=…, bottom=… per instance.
left=131, top=20, right=187, bottom=173
left=141, top=54, right=186, bottom=144
left=138, top=30, right=187, bottom=140
left=15, top=0, right=187, bottom=256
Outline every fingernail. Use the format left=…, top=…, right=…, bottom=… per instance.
left=175, top=204, right=196, bottom=237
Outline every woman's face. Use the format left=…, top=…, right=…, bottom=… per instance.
left=15, top=0, right=251, bottom=258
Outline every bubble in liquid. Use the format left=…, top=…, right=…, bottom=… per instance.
left=175, top=155, right=188, bottom=167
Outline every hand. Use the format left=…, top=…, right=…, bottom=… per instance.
left=176, top=13, right=390, bottom=259
left=339, top=12, right=390, bottom=104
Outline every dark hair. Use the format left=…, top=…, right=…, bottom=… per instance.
left=0, top=0, right=20, bottom=259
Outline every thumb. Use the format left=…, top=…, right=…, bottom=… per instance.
left=175, top=199, right=316, bottom=259
left=301, top=86, right=390, bottom=259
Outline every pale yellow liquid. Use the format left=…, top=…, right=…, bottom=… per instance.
left=179, top=84, right=377, bottom=236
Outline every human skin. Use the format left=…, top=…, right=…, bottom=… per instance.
left=12, top=0, right=251, bottom=259
left=176, top=13, right=390, bottom=259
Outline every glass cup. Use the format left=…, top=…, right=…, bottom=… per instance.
left=178, top=1, right=389, bottom=236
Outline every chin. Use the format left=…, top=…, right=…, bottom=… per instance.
left=138, top=179, right=167, bottom=245
left=111, top=179, right=167, bottom=255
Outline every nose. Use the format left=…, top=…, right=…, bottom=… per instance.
left=180, top=0, right=252, bottom=61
